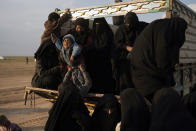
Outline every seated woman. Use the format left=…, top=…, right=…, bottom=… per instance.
left=31, top=42, right=65, bottom=90
left=31, top=10, right=71, bottom=90
left=45, top=81, right=91, bottom=131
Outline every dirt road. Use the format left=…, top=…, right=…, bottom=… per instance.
left=0, top=61, right=52, bottom=131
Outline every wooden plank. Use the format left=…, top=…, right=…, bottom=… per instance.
left=25, top=86, right=58, bottom=94
left=182, top=41, right=196, bottom=52
left=173, top=0, right=196, bottom=64
left=179, top=59, right=196, bottom=64
left=180, top=50, right=196, bottom=57
left=57, top=0, right=168, bottom=19
left=185, top=34, right=196, bottom=44
left=186, top=26, right=196, bottom=38
left=175, top=64, right=196, bottom=70
left=177, top=13, right=196, bottom=27
left=24, top=86, right=120, bottom=100
left=180, top=49, right=196, bottom=63
left=181, top=41, right=196, bottom=50
left=172, top=0, right=196, bottom=20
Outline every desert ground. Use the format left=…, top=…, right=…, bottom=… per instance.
left=0, top=57, right=53, bottom=131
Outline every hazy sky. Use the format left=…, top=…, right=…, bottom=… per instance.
left=0, top=0, right=195, bottom=56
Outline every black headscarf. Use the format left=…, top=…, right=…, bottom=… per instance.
left=114, top=12, right=148, bottom=59
left=92, top=94, right=121, bottom=131
left=75, top=18, right=89, bottom=31
left=93, top=18, right=112, bottom=35
left=150, top=88, right=196, bottom=131
left=120, top=88, right=150, bottom=131
left=68, top=18, right=91, bottom=48
left=124, top=12, right=139, bottom=29
left=131, top=17, right=187, bottom=97
left=45, top=81, right=91, bottom=131
left=92, top=18, right=114, bottom=50
left=34, top=40, right=59, bottom=68
left=34, top=40, right=54, bottom=59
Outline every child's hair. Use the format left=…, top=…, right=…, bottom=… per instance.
left=63, top=37, right=74, bottom=45
left=48, top=12, right=60, bottom=21
left=0, top=115, right=10, bottom=127
left=62, top=34, right=75, bottom=44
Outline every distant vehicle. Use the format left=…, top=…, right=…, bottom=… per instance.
left=0, top=56, right=5, bottom=60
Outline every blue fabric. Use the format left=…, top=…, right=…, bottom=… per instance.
left=54, top=34, right=81, bottom=66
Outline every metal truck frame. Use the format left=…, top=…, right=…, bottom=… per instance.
left=57, top=0, right=196, bottom=95
left=24, top=0, right=196, bottom=106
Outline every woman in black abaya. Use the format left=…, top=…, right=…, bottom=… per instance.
left=131, top=17, right=188, bottom=100
left=91, top=18, right=115, bottom=93
left=113, top=12, right=148, bottom=93
left=45, top=81, right=91, bottom=131
left=31, top=42, right=65, bottom=90
left=92, top=94, right=121, bottom=131
left=67, top=18, right=96, bottom=91
left=120, top=88, right=150, bottom=131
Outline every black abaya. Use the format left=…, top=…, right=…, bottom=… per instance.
left=131, top=17, right=187, bottom=97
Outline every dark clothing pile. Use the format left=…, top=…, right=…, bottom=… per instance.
left=45, top=82, right=91, bottom=131
left=113, top=12, right=148, bottom=93
left=90, top=18, right=115, bottom=93
left=92, top=94, right=121, bottom=131
left=31, top=41, right=65, bottom=90
left=131, top=17, right=187, bottom=97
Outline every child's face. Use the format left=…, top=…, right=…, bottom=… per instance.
left=76, top=25, right=85, bottom=32
left=63, top=38, right=72, bottom=49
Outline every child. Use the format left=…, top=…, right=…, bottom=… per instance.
left=51, top=33, right=81, bottom=66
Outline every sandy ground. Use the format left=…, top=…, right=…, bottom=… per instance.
left=0, top=61, right=53, bottom=131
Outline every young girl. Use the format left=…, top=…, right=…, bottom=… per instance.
left=51, top=33, right=92, bottom=96
left=51, top=33, right=81, bottom=66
